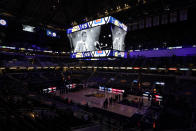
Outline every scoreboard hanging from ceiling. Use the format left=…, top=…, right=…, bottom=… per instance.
left=67, top=16, right=127, bottom=55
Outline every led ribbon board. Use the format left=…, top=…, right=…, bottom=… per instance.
left=129, top=47, right=196, bottom=58
left=71, top=50, right=127, bottom=58
left=67, top=16, right=127, bottom=34
left=71, top=50, right=111, bottom=58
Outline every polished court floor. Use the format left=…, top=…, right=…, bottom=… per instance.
left=56, top=88, right=150, bottom=117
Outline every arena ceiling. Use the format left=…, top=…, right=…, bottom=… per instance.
left=0, top=0, right=194, bottom=30
left=0, top=0, right=132, bottom=28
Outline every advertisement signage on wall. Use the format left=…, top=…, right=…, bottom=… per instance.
left=70, top=50, right=127, bottom=59
left=67, top=16, right=125, bottom=34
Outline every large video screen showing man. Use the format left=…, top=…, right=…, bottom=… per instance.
left=67, top=16, right=127, bottom=53
left=111, top=25, right=126, bottom=51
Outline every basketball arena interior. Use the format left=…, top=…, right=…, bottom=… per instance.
left=0, top=0, right=196, bottom=131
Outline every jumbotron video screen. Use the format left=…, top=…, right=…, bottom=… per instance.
left=67, top=16, right=127, bottom=53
